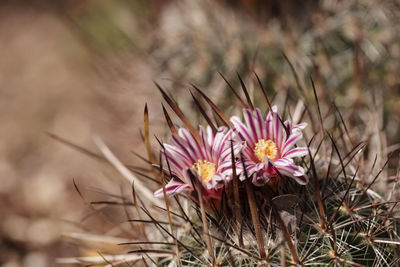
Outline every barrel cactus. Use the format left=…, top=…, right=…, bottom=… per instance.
left=58, top=74, right=400, bottom=267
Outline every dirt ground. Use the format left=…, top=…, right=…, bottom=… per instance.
left=0, top=3, right=163, bottom=266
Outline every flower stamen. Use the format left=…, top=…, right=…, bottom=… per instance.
left=192, top=160, right=216, bottom=183
left=254, top=139, right=278, bottom=162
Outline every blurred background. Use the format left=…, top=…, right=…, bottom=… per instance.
left=0, top=0, right=399, bottom=266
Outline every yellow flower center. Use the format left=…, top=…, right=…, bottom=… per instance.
left=254, top=139, right=278, bottom=162
left=192, top=160, right=216, bottom=183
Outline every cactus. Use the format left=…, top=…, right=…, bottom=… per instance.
left=57, top=73, right=400, bottom=267
left=54, top=1, right=400, bottom=265
left=144, top=78, right=400, bottom=267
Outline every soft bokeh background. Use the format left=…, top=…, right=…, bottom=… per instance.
left=0, top=0, right=399, bottom=266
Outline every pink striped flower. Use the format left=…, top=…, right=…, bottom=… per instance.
left=154, top=126, right=242, bottom=199
left=231, top=106, right=308, bottom=186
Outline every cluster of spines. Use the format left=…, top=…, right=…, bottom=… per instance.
left=54, top=71, right=400, bottom=266
left=146, top=74, right=400, bottom=266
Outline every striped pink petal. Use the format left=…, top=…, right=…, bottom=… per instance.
left=283, top=147, right=309, bottom=159
left=292, top=122, right=307, bottom=132
left=233, top=106, right=308, bottom=186
left=155, top=125, right=241, bottom=199
left=282, top=132, right=303, bottom=155
left=231, top=116, right=257, bottom=147
left=154, top=179, right=191, bottom=197
left=273, top=161, right=308, bottom=184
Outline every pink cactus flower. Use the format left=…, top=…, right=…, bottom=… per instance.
left=231, top=106, right=308, bottom=186
left=154, top=126, right=241, bottom=199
